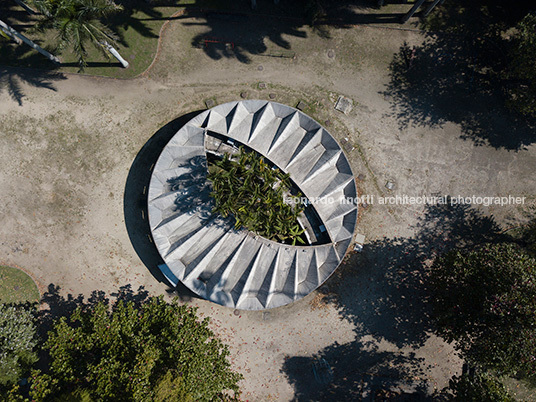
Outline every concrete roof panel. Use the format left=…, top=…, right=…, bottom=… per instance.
left=147, top=101, right=358, bottom=309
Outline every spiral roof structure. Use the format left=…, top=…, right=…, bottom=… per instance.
left=148, top=100, right=358, bottom=310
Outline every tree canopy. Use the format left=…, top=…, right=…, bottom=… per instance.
left=30, top=296, right=242, bottom=401
left=0, top=303, right=38, bottom=387
left=446, top=370, right=514, bottom=402
left=507, top=13, right=536, bottom=118
left=423, top=1, right=536, bottom=119
left=429, top=242, right=536, bottom=381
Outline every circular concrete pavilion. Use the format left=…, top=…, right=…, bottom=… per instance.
left=148, top=100, right=358, bottom=310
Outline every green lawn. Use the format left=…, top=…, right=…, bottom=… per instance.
left=0, top=0, right=306, bottom=78
left=0, top=2, right=186, bottom=78
left=0, top=265, right=40, bottom=304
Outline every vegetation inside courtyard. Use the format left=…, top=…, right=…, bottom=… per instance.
left=208, top=148, right=305, bottom=245
left=0, top=295, right=242, bottom=401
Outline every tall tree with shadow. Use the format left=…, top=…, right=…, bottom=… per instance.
left=324, top=204, right=502, bottom=349
left=28, top=284, right=242, bottom=401
left=32, top=0, right=127, bottom=70
left=429, top=240, right=536, bottom=383
left=281, top=203, right=507, bottom=399
left=383, top=0, right=536, bottom=150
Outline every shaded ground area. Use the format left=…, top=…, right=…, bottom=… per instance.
left=185, top=1, right=417, bottom=64
left=0, top=67, right=65, bottom=106
left=123, top=111, right=203, bottom=301
left=384, top=37, right=536, bottom=150
left=284, top=342, right=429, bottom=401
left=331, top=204, right=501, bottom=347
left=282, top=204, right=503, bottom=399
left=1, top=0, right=415, bottom=77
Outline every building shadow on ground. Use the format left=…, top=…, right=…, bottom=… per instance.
left=282, top=203, right=505, bottom=399
left=123, top=110, right=204, bottom=301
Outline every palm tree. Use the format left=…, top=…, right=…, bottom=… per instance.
left=32, top=0, right=127, bottom=70
left=0, top=19, right=60, bottom=63
left=209, top=147, right=306, bottom=244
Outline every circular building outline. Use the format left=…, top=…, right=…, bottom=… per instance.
left=148, top=100, right=358, bottom=310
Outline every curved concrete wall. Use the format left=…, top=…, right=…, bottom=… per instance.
left=148, top=101, right=358, bottom=310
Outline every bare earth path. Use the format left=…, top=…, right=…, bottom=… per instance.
left=1, top=14, right=535, bottom=401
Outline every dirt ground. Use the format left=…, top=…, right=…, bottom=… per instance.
left=1, top=11, right=535, bottom=401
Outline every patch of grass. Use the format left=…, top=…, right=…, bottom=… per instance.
left=0, top=266, right=40, bottom=304
left=1, top=3, right=185, bottom=78
left=0, top=0, right=309, bottom=78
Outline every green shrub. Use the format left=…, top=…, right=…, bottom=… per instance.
left=448, top=371, right=514, bottom=402
left=0, top=304, right=38, bottom=387
left=30, top=297, right=241, bottom=401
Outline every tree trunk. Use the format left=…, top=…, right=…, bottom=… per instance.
left=13, top=0, right=38, bottom=15
left=251, top=0, right=256, bottom=9
left=0, top=19, right=60, bottom=64
left=422, top=0, right=445, bottom=17
left=400, top=0, right=426, bottom=23
left=103, top=41, right=129, bottom=68
left=0, top=23, right=22, bottom=44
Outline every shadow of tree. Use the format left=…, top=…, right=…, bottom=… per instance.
left=383, top=36, right=536, bottom=150
left=0, top=66, right=65, bottom=106
left=188, top=10, right=307, bottom=64
left=328, top=204, right=502, bottom=347
left=183, top=0, right=414, bottom=63
left=110, top=0, right=168, bottom=44
left=2, top=0, right=426, bottom=72
left=123, top=110, right=204, bottom=301
left=282, top=204, right=506, bottom=399
left=283, top=340, right=430, bottom=401
left=0, top=1, right=38, bottom=31
left=38, top=284, right=108, bottom=335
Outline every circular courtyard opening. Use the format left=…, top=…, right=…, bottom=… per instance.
left=148, top=101, right=358, bottom=310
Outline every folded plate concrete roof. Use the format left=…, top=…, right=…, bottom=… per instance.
left=148, top=100, right=358, bottom=310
